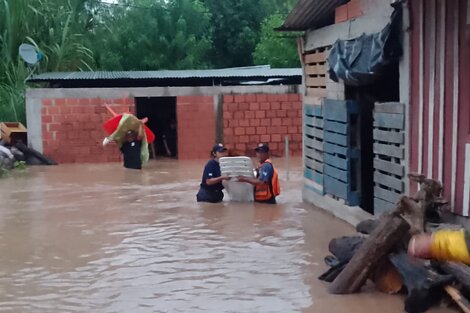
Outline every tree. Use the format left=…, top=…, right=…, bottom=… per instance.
left=253, top=14, right=300, bottom=68
left=92, top=0, right=213, bottom=70
left=203, top=0, right=269, bottom=68
left=0, top=0, right=97, bottom=123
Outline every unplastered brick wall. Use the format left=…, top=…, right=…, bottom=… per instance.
left=41, top=97, right=134, bottom=163
left=223, top=94, right=302, bottom=156
left=177, top=96, right=215, bottom=160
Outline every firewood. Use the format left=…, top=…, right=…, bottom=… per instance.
left=373, top=259, right=403, bottom=294
left=328, top=212, right=410, bottom=294
left=390, top=252, right=453, bottom=313
left=438, top=262, right=470, bottom=291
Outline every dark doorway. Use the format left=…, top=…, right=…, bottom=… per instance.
left=135, top=97, right=177, bottom=159
left=345, top=62, right=400, bottom=214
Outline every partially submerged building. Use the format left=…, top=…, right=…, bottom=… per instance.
left=26, top=67, right=302, bottom=162
left=280, top=0, right=469, bottom=218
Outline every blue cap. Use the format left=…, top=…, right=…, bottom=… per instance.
left=255, top=143, right=269, bottom=153
left=212, top=143, right=227, bottom=153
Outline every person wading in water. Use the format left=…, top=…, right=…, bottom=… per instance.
left=237, top=143, right=280, bottom=204
left=196, top=143, right=230, bottom=203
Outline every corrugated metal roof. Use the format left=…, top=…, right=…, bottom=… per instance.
left=278, top=0, right=349, bottom=31
left=28, top=66, right=301, bottom=82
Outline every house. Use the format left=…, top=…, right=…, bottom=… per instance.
left=26, top=67, right=303, bottom=163
left=280, top=0, right=470, bottom=219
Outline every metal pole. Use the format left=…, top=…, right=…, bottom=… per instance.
left=285, top=135, right=290, bottom=181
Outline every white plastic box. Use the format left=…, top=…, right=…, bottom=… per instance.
left=219, top=157, right=256, bottom=202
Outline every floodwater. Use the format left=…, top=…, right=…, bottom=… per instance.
left=0, top=159, right=454, bottom=313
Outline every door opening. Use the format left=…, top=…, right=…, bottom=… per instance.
left=345, top=61, right=400, bottom=214
left=135, top=97, right=177, bottom=159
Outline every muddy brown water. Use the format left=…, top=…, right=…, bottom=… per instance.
left=0, top=159, right=454, bottom=313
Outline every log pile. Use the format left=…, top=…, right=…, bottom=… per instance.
left=319, top=173, right=470, bottom=313
left=0, top=140, right=56, bottom=176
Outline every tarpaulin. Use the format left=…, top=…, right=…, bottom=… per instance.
left=328, top=3, right=403, bottom=86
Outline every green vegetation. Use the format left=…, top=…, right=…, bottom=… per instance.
left=0, top=0, right=300, bottom=124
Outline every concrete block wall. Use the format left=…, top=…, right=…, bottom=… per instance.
left=41, top=97, right=134, bottom=163
left=176, top=96, right=215, bottom=160
left=222, top=94, right=303, bottom=156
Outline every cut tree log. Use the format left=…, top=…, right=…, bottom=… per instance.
left=373, top=259, right=403, bottom=294
left=389, top=252, right=453, bottom=313
left=439, top=262, right=470, bottom=291
left=15, top=142, right=57, bottom=165
left=328, top=212, right=410, bottom=294
left=356, top=219, right=379, bottom=234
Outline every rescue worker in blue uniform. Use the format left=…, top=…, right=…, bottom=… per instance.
left=196, top=143, right=230, bottom=203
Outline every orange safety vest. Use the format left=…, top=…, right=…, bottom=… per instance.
left=255, top=159, right=280, bottom=201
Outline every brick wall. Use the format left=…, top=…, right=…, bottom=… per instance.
left=41, top=97, right=134, bottom=163
left=223, top=94, right=302, bottom=156
left=177, top=96, right=215, bottom=160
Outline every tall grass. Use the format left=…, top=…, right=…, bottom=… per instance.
left=0, top=0, right=95, bottom=124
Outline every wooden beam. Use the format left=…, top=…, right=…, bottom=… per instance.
left=374, top=172, right=404, bottom=192
left=304, top=51, right=328, bottom=64
left=374, top=102, right=405, bottom=114
left=305, top=76, right=327, bottom=88
left=303, top=96, right=323, bottom=106
left=305, top=64, right=328, bottom=75
left=374, top=158, right=404, bottom=177
left=306, top=87, right=327, bottom=97
left=373, top=129, right=404, bottom=144
left=373, top=143, right=404, bottom=159
left=328, top=213, right=410, bottom=294
left=444, top=286, right=470, bottom=313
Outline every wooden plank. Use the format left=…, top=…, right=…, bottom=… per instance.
left=304, top=51, right=327, bottom=64
left=374, top=197, right=397, bottom=215
left=324, top=175, right=348, bottom=199
left=324, top=176, right=360, bottom=206
left=324, top=153, right=348, bottom=170
left=444, top=286, right=470, bottom=313
left=305, top=64, right=327, bottom=75
left=304, top=136, right=323, bottom=150
left=373, top=143, right=404, bottom=159
left=374, top=172, right=403, bottom=192
left=374, top=186, right=401, bottom=204
left=373, top=129, right=404, bottom=144
left=329, top=215, right=409, bottom=293
left=305, top=128, right=324, bottom=140
left=373, top=113, right=404, bottom=130
left=324, top=120, right=348, bottom=134
left=325, top=164, right=348, bottom=183
left=306, top=76, right=327, bottom=87
left=324, top=131, right=347, bottom=147
left=323, top=100, right=359, bottom=122
left=305, top=157, right=323, bottom=173
left=304, top=167, right=323, bottom=184
left=304, top=115, right=324, bottom=128
left=304, top=103, right=323, bottom=117
left=324, top=142, right=349, bottom=157
left=374, top=102, right=405, bottom=114
left=306, top=87, right=327, bottom=97
left=305, top=146, right=324, bottom=162
left=374, top=158, right=404, bottom=177
left=303, top=96, right=323, bottom=106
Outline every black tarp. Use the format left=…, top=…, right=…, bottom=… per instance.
left=328, top=3, right=403, bottom=86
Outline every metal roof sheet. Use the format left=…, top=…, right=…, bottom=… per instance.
left=278, top=0, right=349, bottom=31
left=28, top=66, right=302, bottom=82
